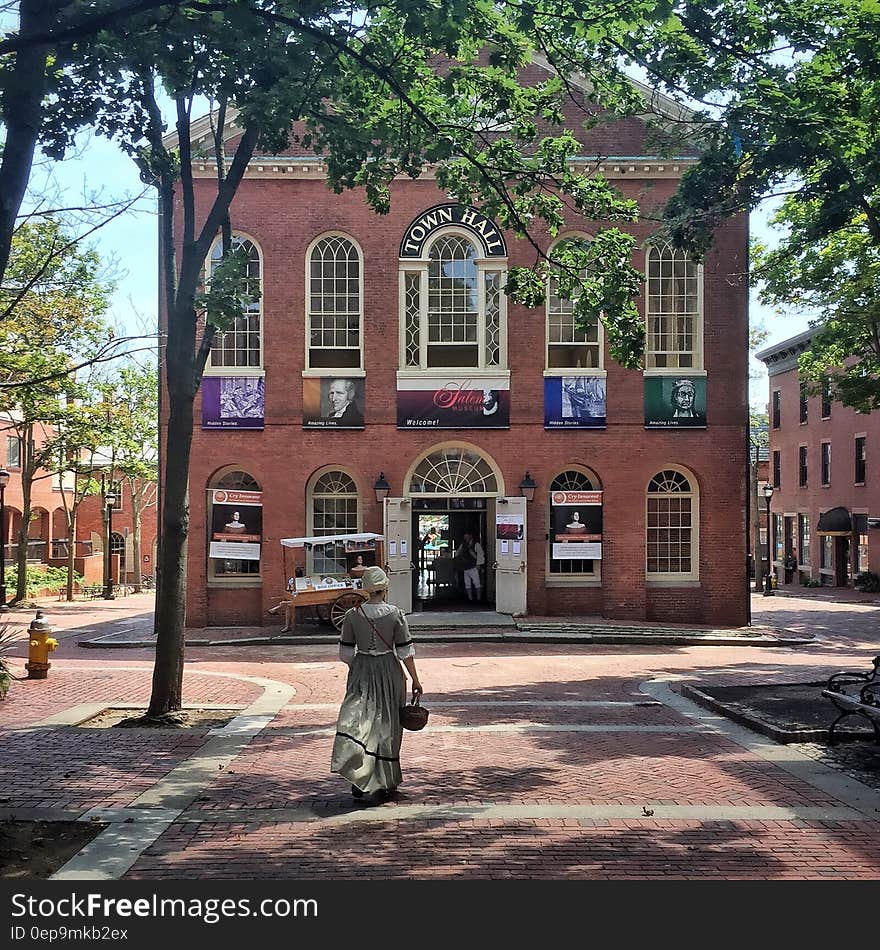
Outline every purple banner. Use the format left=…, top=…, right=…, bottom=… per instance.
left=202, top=376, right=265, bottom=429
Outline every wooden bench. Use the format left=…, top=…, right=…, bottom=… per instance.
left=821, top=656, right=880, bottom=743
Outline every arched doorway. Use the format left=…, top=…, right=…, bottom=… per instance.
left=385, top=443, right=524, bottom=615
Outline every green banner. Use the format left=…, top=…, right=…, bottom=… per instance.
left=644, top=376, right=706, bottom=428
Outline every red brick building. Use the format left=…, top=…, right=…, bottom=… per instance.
left=165, top=67, right=750, bottom=628
left=757, top=329, right=879, bottom=587
left=1, top=421, right=157, bottom=590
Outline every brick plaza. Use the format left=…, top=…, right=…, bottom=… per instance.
left=0, top=591, right=878, bottom=880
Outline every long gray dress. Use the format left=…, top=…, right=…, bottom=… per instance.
left=330, top=601, right=416, bottom=794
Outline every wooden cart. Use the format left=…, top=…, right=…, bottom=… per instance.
left=279, top=532, right=385, bottom=632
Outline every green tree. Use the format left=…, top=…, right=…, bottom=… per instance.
left=621, top=0, right=880, bottom=408
left=0, top=218, right=111, bottom=601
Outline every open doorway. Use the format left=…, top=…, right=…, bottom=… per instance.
left=413, top=498, right=491, bottom=610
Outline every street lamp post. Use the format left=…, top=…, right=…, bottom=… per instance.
left=763, top=484, right=775, bottom=597
left=103, top=487, right=117, bottom=600
left=0, top=467, right=9, bottom=611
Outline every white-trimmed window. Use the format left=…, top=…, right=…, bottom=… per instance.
left=307, top=469, right=360, bottom=575
left=209, top=469, right=261, bottom=579
left=547, top=469, right=601, bottom=579
left=401, top=232, right=506, bottom=370
left=646, top=468, right=699, bottom=579
left=645, top=243, right=702, bottom=370
left=207, top=236, right=262, bottom=370
left=546, top=240, right=602, bottom=370
left=307, top=235, right=362, bottom=370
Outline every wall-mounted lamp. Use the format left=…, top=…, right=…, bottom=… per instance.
left=519, top=472, right=537, bottom=502
left=373, top=473, right=390, bottom=503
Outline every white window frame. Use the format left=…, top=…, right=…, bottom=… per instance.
left=303, top=232, right=365, bottom=377
left=645, top=465, right=700, bottom=584
left=545, top=466, right=602, bottom=586
left=306, top=466, right=362, bottom=576
left=643, top=243, right=705, bottom=376
left=544, top=235, right=605, bottom=377
left=398, top=228, right=508, bottom=377
left=204, top=233, right=265, bottom=377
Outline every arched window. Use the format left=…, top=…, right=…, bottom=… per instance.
left=401, top=231, right=506, bottom=370
left=646, top=469, right=699, bottom=578
left=307, top=235, right=362, bottom=370
left=407, top=447, right=499, bottom=495
left=645, top=243, right=702, bottom=370
left=546, top=240, right=602, bottom=370
left=207, top=236, right=262, bottom=369
left=110, top=532, right=126, bottom=572
left=308, top=469, right=360, bottom=574
left=548, top=469, right=601, bottom=578
left=208, top=469, right=262, bottom=580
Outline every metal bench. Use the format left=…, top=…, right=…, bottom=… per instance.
left=821, top=656, right=880, bottom=743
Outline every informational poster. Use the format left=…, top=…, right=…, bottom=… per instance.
left=501, top=539, right=509, bottom=554
left=202, top=376, right=265, bottom=429
left=644, top=376, right=707, bottom=429
left=303, top=378, right=365, bottom=429
left=550, top=490, right=603, bottom=560
left=397, top=377, right=510, bottom=429
left=390, top=541, right=397, bottom=557
left=544, top=376, right=606, bottom=428
left=400, top=539, right=408, bottom=557
left=208, top=489, right=262, bottom=561
left=512, top=541, right=521, bottom=556
left=496, top=513, right=524, bottom=541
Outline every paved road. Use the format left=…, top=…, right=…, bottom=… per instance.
left=1, top=591, right=878, bottom=879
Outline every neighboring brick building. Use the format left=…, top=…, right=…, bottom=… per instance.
left=757, top=328, right=879, bottom=587
left=1, top=421, right=157, bottom=590
left=164, top=66, right=750, bottom=628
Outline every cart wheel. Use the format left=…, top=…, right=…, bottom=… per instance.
left=330, top=593, right=363, bottom=631
left=315, top=603, right=332, bottom=625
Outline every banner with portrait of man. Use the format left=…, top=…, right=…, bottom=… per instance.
left=644, top=376, right=707, bottom=428
left=303, top=377, right=366, bottom=429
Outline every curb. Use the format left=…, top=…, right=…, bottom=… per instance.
left=680, top=683, right=874, bottom=744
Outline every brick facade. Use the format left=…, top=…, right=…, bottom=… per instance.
left=758, top=329, right=880, bottom=587
left=166, top=77, right=749, bottom=629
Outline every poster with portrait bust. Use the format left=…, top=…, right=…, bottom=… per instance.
left=644, top=376, right=707, bottom=428
left=550, top=490, right=603, bottom=560
left=201, top=376, right=265, bottom=429
left=208, top=489, right=263, bottom=561
left=303, top=378, right=365, bottom=429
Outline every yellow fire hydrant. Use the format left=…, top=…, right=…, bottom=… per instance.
left=26, top=610, right=58, bottom=680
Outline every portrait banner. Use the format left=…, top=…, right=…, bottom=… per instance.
left=544, top=375, right=606, bottom=428
left=644, top=376, right=707, bottom=428
left=397, top=377, right=510, bottom=429
left=550, top=490, right=602, bottom=560
left=202, top=376, right=265, bottom=429
left=209, top=489, right=263, bottom=560
left=303, top=378, right=366, bottom=429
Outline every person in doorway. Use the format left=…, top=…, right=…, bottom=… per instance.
left=331, top=566, right=422, bottom=803
left=456, top=532, right=485, bottom=602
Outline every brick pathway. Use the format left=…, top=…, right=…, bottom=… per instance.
left=1, top=590, right=878, bottom=880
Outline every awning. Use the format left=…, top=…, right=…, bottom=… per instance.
left=280, top=532, right=384, bottom=548
left=817, top=507, right=852, bottom=536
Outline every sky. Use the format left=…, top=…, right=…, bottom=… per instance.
left=39, top=123, right=809, bottom=413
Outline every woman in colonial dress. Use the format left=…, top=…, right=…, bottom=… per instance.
left=331, top=566, right=423, bottom=801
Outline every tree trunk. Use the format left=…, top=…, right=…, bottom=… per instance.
left=0, top=0, right=52, bottom=284
left=148, top=394, right=193, bottom=716
left=66, top=507, right=77, bottom=601
left=13, top=429, right=34, bottom=604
